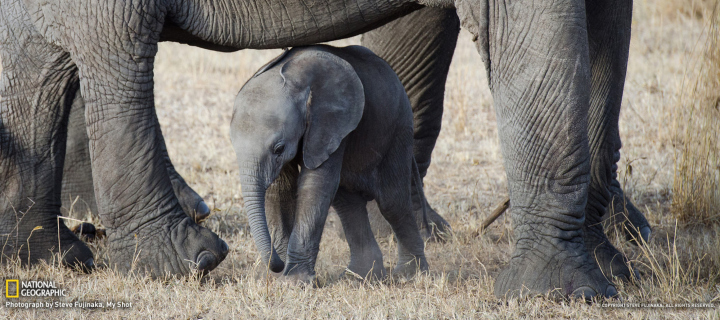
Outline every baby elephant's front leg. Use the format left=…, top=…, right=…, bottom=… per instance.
left=282, top=152, right=343, bottom=284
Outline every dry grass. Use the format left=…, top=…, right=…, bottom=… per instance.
left=672, top=2, right=720, bottom=224
left=2, top=0, right=720, bottom=318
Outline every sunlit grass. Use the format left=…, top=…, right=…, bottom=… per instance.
left=672, top=2, right=720, bottom=225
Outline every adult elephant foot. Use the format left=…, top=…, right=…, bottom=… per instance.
left=71, top=222, right=107, bottom=242
left=584, top=222, right=638, bottom=282
left=64, top=15, right=229, bottom=276
left=0, top=212, right=96, bottom=272
left=587, top=240, right=637, bottom=283
left=494, top=240, right=617, bottom=300
left=602, top=162, right=652, bottom=245
left=169, top=176, right=211, bottom=223
left=603, top=190, right=651, bottom=245
left=105, top=215, right=228, bottom=276
left=54, top=227, right=96, bottom=272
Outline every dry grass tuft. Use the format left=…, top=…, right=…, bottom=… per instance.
left=672, top=2, right=720, bottom=224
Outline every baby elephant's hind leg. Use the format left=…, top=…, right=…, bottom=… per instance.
left=375, top=142, right=429, bottom=277
left=332, top=188, right=386, bottom=280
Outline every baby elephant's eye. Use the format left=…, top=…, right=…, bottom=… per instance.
left=273, top=144, right=285, bottom=155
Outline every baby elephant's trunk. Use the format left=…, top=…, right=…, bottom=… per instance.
left=241, top=179, right=285, bottom=273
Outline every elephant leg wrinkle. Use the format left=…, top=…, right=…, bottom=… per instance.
left=474, top=0, right=619, bottom=298
left=44, top=0, right=231, bottom=276
left=582, top=0, right=638, bottom=282
left=0, top=4, right=94, bottom=272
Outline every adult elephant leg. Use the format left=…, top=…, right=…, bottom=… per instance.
left=361, top=7, right=459, bottom=240
left=0, top=4, right=93, bottom=270
left=62, top=93, right=98, bottom=219
left=62, top=95, right=211, bottom=223
left=70, top=9, right=227, bottom=277
left=583, top=0, right=643, bottom=280
left=459, top=0, right=616, bottom=299
left=160, top=124, right=212, bottom=223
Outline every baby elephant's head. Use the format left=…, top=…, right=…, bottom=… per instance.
left=230, top=49, right=364, bottom=272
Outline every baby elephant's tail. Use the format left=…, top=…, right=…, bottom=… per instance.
left=411, top=157, right=430, bottom=232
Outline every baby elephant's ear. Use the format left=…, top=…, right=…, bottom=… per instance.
left=281, top=51, right=365, bottom=169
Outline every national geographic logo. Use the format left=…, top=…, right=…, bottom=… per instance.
left=5, top=280, right=67, bottom=298
left=5, top=280, right=18, bottom=298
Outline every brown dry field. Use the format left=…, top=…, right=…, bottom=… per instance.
left=2, top=1, right=720, bottom=319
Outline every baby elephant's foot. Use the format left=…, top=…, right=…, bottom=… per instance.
left=392, top=254, right=429, bottom=278
left=346, top=259, right=387, bottom=281
left=494, top=241, right=617, bottom=301
left=345, top=235, right=387, bottom=280
left=277, top=273, right=315, bottom=287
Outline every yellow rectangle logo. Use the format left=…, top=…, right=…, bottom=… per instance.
left=5, top=279, right=19, bottom=298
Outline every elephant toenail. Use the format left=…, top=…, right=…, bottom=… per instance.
left=571, top=286, right=597, bottom=301
left=75, top=258, right=95, bottom=273
left=605, top=285, right=618, bottom=298
left=640, top=226, right=651, bottom=243
left=195, top=201, right=211, bottom=221
left=219, top=240, right=229, bottom=256
left=195, top=251, right=215, bottom=271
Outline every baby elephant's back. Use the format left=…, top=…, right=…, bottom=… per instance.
left=319, top=45, right=414, bottom=157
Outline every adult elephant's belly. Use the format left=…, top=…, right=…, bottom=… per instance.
left=163, top=0, right=421, bottom=50
left=159, top=21, right=242, bottom=52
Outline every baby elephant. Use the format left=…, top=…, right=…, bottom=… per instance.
left=231, top=45, right=429, bottom=282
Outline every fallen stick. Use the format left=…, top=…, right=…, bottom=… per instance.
left=481, top=196, right=510, bottom=229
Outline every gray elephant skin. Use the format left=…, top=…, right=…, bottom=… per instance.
left=231, top=45, right=430, bottom=282
left=1, top=0, right=644, bottom=299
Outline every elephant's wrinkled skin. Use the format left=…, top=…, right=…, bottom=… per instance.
left=1, top=0, right=636, bottom=298
left=231, top=45, right=429, bottom=282
left=358, top=6, right=651, bottom=247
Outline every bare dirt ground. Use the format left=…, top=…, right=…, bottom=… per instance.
left=2, top=1, right=720, bottom=318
